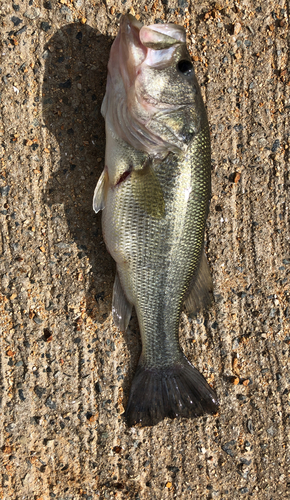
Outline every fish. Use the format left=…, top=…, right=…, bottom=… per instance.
left=93, top=14, right=219, bottom=426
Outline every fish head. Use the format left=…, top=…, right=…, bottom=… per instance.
left=102, top=15, right=206, bottom=156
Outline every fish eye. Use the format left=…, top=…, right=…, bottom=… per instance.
left=177, top=60, right=193, bottom=76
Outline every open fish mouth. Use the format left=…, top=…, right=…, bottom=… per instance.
left=105, top=13, right=189, bottom=100
left=118, top=14, right=187, bottom=72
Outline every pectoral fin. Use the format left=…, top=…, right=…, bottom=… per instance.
left=184, top=251, right=213, bottom=316
left=112, top=272, right=132, bottom=332
left=93, top=169, right=109, bottom=213
left=131, top=160, right=165, bottom=219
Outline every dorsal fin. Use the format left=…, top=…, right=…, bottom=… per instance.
left=184, top=251, right=213, bottom=316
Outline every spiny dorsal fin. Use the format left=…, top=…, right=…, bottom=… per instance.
left=93, top=169, right=109, bottom=213
left=184, top=251, right=213, bottom=316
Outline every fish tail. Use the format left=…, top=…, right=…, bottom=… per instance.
left=124, top=356, right=219, bottom=427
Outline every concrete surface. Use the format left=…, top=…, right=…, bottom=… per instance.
left=0, top=0, right=289, bottom=499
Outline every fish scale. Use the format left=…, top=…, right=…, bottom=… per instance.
left=93, top=14, right=219, bottom=426
left=125, top=128, right=211, bottom=368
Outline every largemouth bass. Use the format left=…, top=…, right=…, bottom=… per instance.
left=93, top=14, right=219, bottom=426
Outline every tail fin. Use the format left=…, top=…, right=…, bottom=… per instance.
left=124, top=356, right=219, bottom=427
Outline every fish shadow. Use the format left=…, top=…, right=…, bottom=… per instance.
left=42, top=23, right=114, bottom=320
left=42, top=23, right=141, bottom=405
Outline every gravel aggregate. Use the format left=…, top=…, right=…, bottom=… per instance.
left=0, top=0, right=290, bottom=499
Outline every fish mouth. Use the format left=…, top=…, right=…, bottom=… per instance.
left=116, top=14, right=187, bottom=81
left=121, top=13, right=186, bottom=44
left=103, top=15, right=196, bottom=155
left=122, top=13, right=186, bottom=47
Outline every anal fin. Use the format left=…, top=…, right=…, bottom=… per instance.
left=184, top=251, right=213, bottom=316
left=112, top=272, right=132, bottom=332
left=93, top=168, right=109, bottom=213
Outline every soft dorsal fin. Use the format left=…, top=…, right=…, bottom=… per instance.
left=93, top=169, right=109, bottom=213
left=184, top=251, right=213, bottom=316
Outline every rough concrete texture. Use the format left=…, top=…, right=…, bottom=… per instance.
left=0, top=0, right=289, bottom=499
